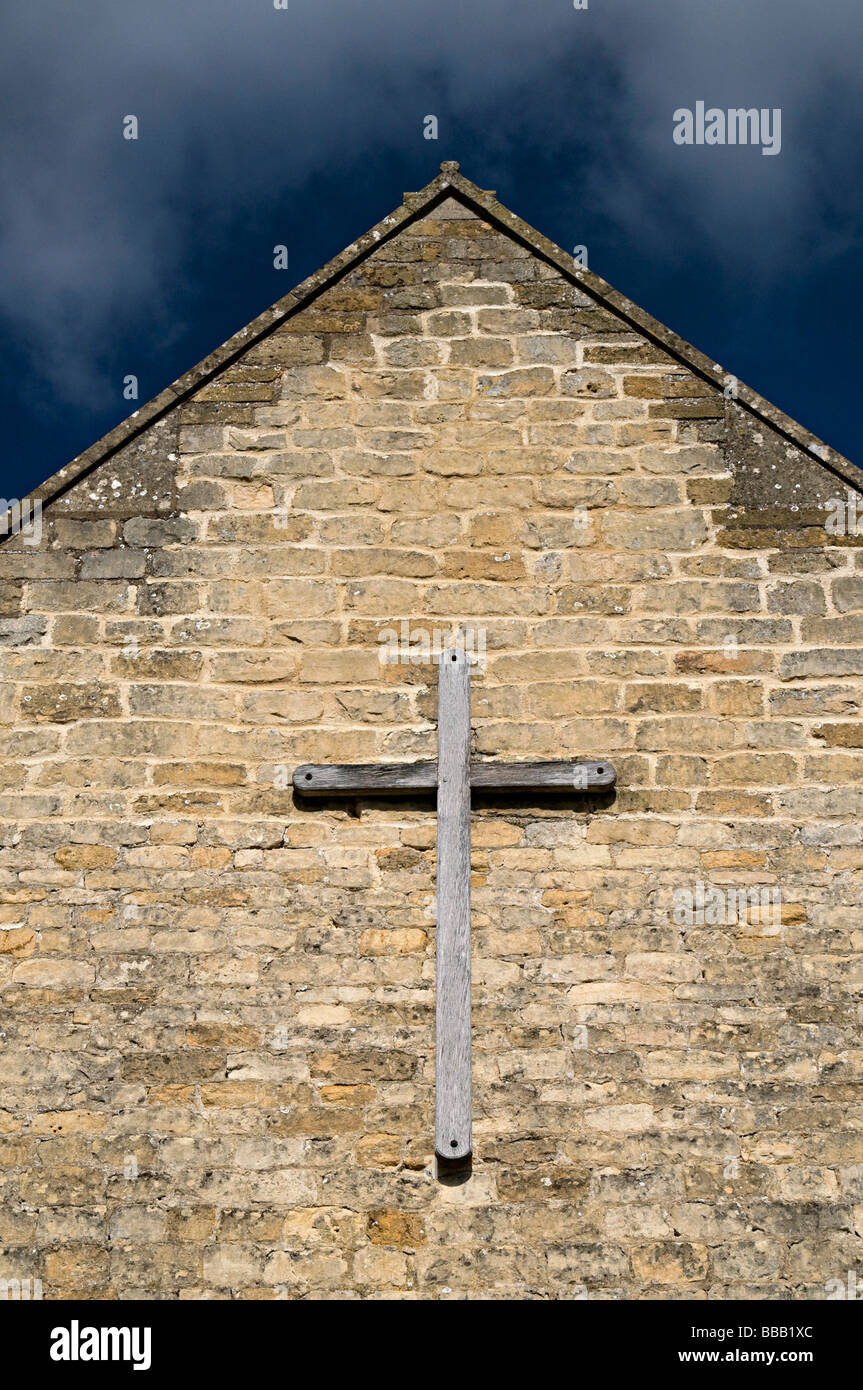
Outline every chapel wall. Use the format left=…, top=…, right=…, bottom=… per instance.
left=1, top=197, right=862, bottom=1298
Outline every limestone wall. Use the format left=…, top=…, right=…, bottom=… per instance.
left=1, top=195, right=862, bottom=1299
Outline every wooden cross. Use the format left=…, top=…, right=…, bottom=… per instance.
left=293, top=649, right=616, bottom=1165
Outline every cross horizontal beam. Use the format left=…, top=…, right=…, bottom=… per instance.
left=293, top=759, right=616, bottom=795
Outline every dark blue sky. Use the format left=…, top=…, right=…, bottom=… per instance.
left=2, top=0, right=862, bottom=500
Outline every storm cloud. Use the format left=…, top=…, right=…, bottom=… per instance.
left=1, top=0, right=861, bottom=493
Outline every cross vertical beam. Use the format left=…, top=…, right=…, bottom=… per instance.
left=435, top=647, right=472, bottom=1162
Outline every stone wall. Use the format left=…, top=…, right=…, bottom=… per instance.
left=1, top=194, right=862, bottom=1299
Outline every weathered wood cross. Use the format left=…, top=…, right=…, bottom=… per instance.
left=293, top=648, right=616, bottom=1165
